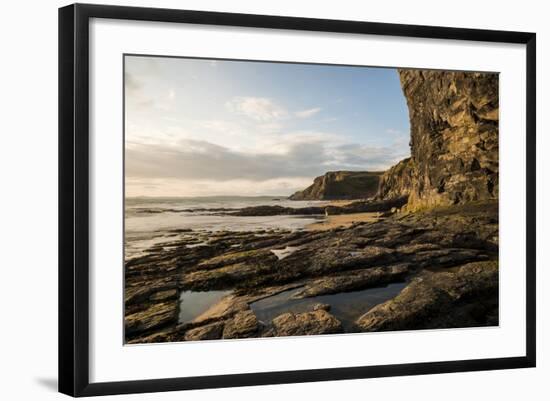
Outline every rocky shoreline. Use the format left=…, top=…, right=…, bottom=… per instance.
left=227, top=196, right=407, bottom=217
left=125, top=69, right=500, bottom=344
left=125, top=200, right=498, bottom=343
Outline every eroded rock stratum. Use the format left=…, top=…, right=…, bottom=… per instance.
left=392, top=70, right=499, bottom=210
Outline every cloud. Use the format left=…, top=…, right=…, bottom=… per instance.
left=124, top=72, right=141, bottom=92
left=126, top=138, right=323, bottom=182
left=225, top=100, right=321, bottom=121
left=125, top=176, right=314, bottom=197
left=226, top=97, right=288, bottom=122
left=124, top=73, right=176, bottom=112
left=125, top=136, right=408, bottom=184
left=295, top=107, right=321, bottom=118
left=124, top=72, right=157, bottom=110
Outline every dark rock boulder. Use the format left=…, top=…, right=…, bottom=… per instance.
left=222, top=310, right=260, bottom=339
left=124, top=301, right=178, bottom=336
left=291, top=264, right=409, bottom=298
left=355, top=260, right=498, bottom=331
left=266, top=310, right=344, bottom=336
left=184, top=321, right=225, bottom=341
left=312, top=303, right=331, bottom=311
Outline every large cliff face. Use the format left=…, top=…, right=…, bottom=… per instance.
left=376, top=157, right=414, bottom=201
left=289, top=171, right=382, bottom=200
left=397, top=70, right=499, bottom=210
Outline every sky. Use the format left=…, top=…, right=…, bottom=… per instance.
left=125, top=55, right=411, bottom=197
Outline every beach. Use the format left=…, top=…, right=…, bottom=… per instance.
left=124, top=197, right=499, bottom=343
left=306, top=211, right=382, bottom=231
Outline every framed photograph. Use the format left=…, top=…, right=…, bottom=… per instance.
left=58, top=3, right=536, bottom=397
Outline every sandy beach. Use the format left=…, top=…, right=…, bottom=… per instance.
left=306, top=212, right=382, bottom=231
left=319, top=199, right=362, bottom=207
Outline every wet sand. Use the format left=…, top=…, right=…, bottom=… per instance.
left=319, top=199, right=362, bottom=207
left=306, top=212, right=382, bottom=231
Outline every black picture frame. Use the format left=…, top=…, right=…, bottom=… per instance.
left=59, top=3, right=536, bottom=397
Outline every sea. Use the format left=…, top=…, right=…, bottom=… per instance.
left=125, top=196, right=326, bottom=259
left=125, top=196, right=404, bottom=328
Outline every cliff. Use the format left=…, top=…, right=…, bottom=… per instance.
left=289, top=171, right=382, bottom=200
left=376, top=157, right=414, bottom=201
left=380, top=70, right=499, bottom=210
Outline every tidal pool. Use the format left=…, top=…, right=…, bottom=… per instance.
left=250, top=282, right=407, bottom=331
left=178, top=290, right=231, bottom=323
